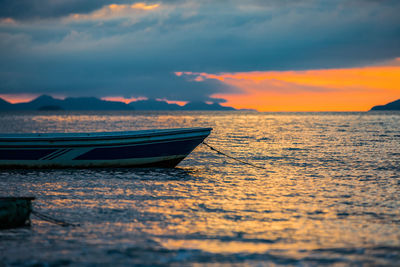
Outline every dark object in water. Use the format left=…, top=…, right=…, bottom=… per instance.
left=0, top=197, right=35, bottom=229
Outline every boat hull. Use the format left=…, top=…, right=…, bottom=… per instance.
left=0, top=128, right=212, bottom=168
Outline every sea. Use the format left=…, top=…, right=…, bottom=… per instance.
left=0, top=111, right=399, bottom=266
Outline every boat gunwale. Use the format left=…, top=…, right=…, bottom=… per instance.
left=0, top=136, right=208, bottom=148
left=0, top=127, right=212, bottom=142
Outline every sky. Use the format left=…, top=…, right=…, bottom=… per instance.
left=0, top=0, right=399, bottom=111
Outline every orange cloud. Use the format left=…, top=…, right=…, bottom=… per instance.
left=131, top=3, right=160, bottom=10
left=185, top=58, right=400, bottom=111
left=69, top=2, right=160, bottom=21
left=0, top=18, right=16, bottom=25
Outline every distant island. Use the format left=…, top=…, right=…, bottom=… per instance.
left=37, top=105, right=64, bottom=111
left=0, top=95, right=237, bottom=111
left=370, top=99, right=400, bottom=111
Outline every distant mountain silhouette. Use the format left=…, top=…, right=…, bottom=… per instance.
left=62, top=97, right=132, bottom=110
left=182, top=101, right=235, bottom=111
left=37, top=105, right=64, bottom=111
left=370, top=99, right=400, bottom=111
left=0, top=97, right=13, bottom=110
left=0, top=95, right=132, bottom=111
left=0, top=95, right=237, bottom=111
left=129, top=99, right=181, bottom=110
left=130, top=99, right=235, bottom=110
left=19, top=95, right=65, bottom=110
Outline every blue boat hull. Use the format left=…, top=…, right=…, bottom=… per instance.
left=0, top=128, right=212, bottom=168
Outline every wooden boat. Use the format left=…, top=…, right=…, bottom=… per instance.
left=0, top=127, right=212, bottom=168
left=0, top=197, right=35, bottom=229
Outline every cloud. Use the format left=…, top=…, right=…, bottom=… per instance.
left=0, top=17, right=15, bottom=24
left=66, top=3, right=160, bottom=22
left=0, top=0, right=139, bottom=20
left=0, top=0, right=399, bottom=102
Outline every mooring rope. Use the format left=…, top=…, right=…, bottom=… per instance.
left=32, top=210, right=78, bottom=227
left=202, top=141, right=267, bottom=170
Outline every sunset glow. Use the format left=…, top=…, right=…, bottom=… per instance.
left=0, top=94, right=40, bottom=103
left=155, top=98, right=187, bottom=106
left=184, top=59, right=400, bottom=111
left=1, top=1, right=400, bottom=265
left=101, top=96, right=148, bottom=104
left=2, top=59, right=399, bottom=111
left=101, top=96, right=187, bottom=106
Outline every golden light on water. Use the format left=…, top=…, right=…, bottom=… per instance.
left=1, top=111, right=399, bottom=264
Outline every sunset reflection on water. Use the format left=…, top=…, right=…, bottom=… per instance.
left=0, top=111, right=399, bottom=265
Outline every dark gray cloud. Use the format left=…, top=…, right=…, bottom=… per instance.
left=0, top=0, right=399, bottom=101
left=0, top=0, right=135, bottom=20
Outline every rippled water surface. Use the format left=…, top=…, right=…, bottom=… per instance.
left=1, top=111, right=399, bottom=266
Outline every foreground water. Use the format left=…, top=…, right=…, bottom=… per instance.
left=0, top=111, right=399, bottom=266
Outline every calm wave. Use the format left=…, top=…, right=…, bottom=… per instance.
left=1, top=111, right=399, bottom=265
